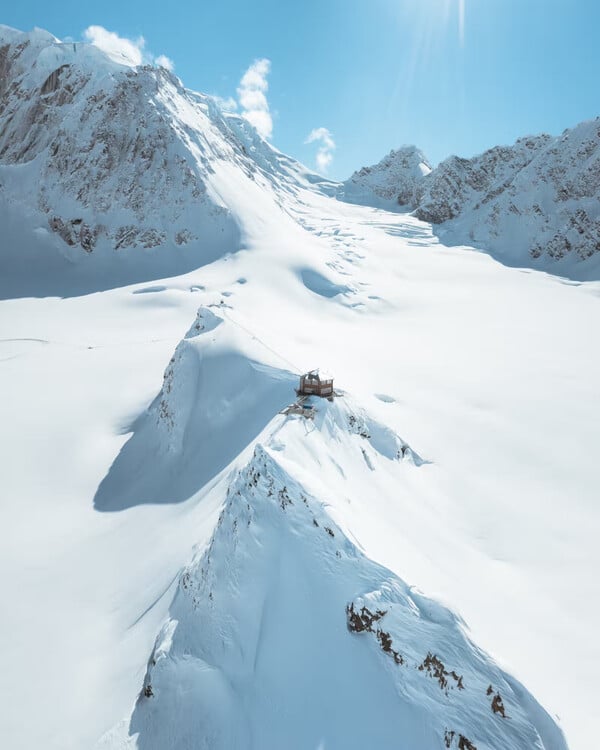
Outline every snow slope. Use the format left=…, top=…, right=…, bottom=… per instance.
left=1, top=24, right=599, bottom=750
left=342, top=121, right=600, bottom=279
left=101, top=423, right=564, bottom=750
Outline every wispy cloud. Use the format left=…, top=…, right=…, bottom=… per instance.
left=237, top=58, right=273, bottom=139
left=155, top=54, right=175, bottom=72
left=305, top=127, right=336, bottom=173
left=210, top=95, right=238, bottom=112
left=83, top=26, right=174, bottom=71
left=83, top=25, right=145, bottom=65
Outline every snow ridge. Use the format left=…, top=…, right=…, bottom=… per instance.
left=108, top=440, right=566, bottom=750
left=94, top=307, right=567, bottom=750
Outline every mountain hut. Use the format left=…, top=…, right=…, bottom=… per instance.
left=297, top=370, right=334, bottom=399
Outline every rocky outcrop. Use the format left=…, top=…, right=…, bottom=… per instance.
left=0, top=28, right=234, bottom=254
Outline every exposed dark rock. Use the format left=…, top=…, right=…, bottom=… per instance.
left=418, top=652, right=464, bottom=693
left=346, top=603, right=386, bottom=633
left=491, top=692, right=507, bottom=718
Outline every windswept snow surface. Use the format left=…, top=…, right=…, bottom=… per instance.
left=1, top=25, right=599, bottom=750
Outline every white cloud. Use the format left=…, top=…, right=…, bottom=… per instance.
left=237, top=58, right=273, bottom=139
left=83, top=25, right=174, bottom=71
left=210, top=95, right=238, bottom=112
left=83, top=25, right=145, bottom=66
left=305, top=127, right=336, bottom=173
left=155, top=54, right=175, bottom=72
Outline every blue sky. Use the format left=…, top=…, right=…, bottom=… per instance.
left=4, top=0, right=600, bottom=179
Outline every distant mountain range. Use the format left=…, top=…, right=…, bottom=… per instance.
left=2, top=25, right=599, bottom=285
left=342, top=121, right=600, bottom=277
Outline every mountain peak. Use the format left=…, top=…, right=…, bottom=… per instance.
left=0, top=26, right=333, bottom=294
left=341, top=144, right=432, bottom=206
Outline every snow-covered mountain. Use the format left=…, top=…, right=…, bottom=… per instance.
left=2, top=24, right=598, bottom=282
left=343, top=122, right=600, bottom=278
left=1, top=24, right=599, bottom=750
left=341, top=145, right=432, bottom=206
left=0, top=25, right=333, bottom=294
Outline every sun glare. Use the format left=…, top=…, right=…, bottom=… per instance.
left=459, top=0, right=465, bottom=45
left=385, top=0, right=467, bottom=121
left=418, top=0, right=466, bottom=45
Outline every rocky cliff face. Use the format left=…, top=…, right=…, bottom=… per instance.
left=412, top=135, right=553, bottom=224
left=344, top=120, right=600, bottom=275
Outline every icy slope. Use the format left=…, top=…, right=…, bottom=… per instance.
left=0, top=26, right=332, bottom=294
left=343, top=120, right=600, bottom=278
left=103, top=432, right=564, bottom=750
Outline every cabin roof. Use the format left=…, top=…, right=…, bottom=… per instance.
left=301, top=368, right=333, bottom=382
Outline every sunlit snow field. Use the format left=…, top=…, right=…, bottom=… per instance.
left=1, top=178, right=599, bottom=749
